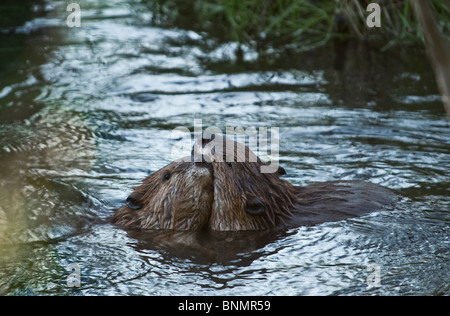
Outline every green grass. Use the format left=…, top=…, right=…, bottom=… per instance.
left=336, top=0, right=450, bottom=51
left=146, top=0, right=450, bottom=54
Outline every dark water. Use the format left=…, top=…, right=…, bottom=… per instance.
left=0, top=0, right=449, bottom=295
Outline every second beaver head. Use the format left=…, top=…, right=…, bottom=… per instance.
left=192, top=133, right=298, bottom=231
left=112, top=157, right=214, bottom=231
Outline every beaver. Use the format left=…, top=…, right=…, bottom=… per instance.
left=112, top=157, right=214, bottom=230
left=113, top=134, right=397, bottom=231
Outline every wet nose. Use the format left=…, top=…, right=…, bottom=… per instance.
left=201, top=133, right=215, bottom=146
left=190, top=155, right=207, bottom=163
left=190, top=155, right=213, bottom=172
left=191, top=133, right=216, bottom=154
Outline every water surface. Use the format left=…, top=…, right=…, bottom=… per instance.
left=0, top=0, right=449, bottom=295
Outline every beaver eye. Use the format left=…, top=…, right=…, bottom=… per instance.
left=226, top=162, right=232, bottom=168
left=245, top=196, right=265, bottom=216
left=163, top=173, right=171, bottom=180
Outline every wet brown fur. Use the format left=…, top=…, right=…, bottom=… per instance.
left=113, top=134, right=397, bottom=231
left=191, top=134, right=297, bottom=230
left=112, top=158, right=214, bottom=231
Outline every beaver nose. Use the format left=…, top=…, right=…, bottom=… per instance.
left=201, top=133, right=215, bottom=146
left=190, top=155, right=213, bottom=172
left=191, top=133, right=215, bottom=152
left=190, top=155, right=207, bottom=163
left=194, top=160, right=213, bottom=170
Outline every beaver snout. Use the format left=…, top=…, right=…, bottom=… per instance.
left=191, top=156, right=214, bottom=173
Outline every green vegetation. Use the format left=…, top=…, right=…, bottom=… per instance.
left=147, top=0, right=450, bottom=53
left=337, top=0, right=450, bottom=50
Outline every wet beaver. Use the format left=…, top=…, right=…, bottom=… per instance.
left=113, top=134, right=397, bottom=231
left=112, top=157, right=214, bottom=230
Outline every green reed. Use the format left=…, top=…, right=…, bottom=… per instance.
left=147, top=0, right=450, bottom=53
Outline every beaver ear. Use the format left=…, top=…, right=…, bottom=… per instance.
left=126, top=192, right=143, bottom=210
left=245, top=196, right=265, bottom=216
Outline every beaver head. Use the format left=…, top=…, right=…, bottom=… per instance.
left=112, top=157, right=214, bottom=231
left=192, top=133, right=297, bottom=231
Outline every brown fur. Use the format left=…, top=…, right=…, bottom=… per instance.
left=112, top=158, right=214, bottom=231
left=191, top=133, right=297, bottom=230
left=113, top=134, right=397, bottom=232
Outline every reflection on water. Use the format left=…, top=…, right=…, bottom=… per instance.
left=0, top=0, right=449, bottom=295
